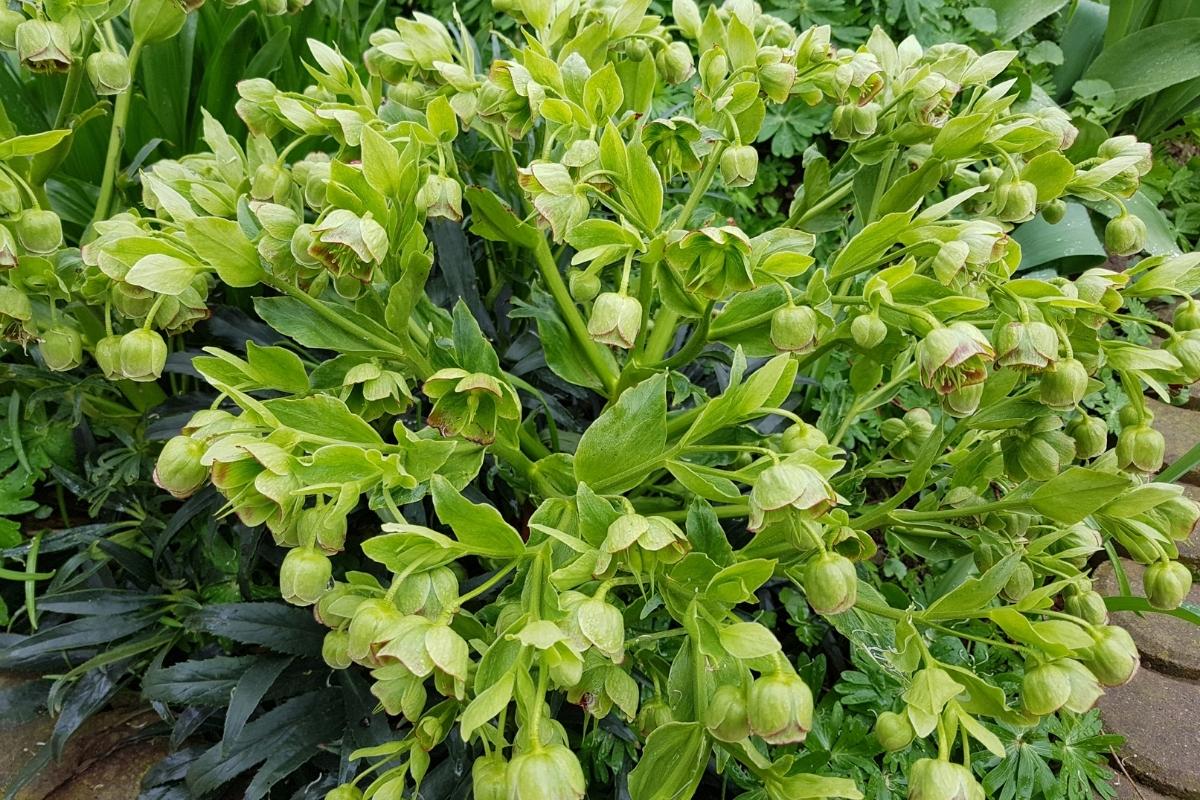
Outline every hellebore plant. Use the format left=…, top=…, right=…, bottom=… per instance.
left=5, top=0, right=1200, bottom=797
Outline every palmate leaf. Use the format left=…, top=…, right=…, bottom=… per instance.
left=187, top=602, right=325, bottom=657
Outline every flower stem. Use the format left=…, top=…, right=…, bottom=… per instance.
left=90, top=39, right=143, bottom=228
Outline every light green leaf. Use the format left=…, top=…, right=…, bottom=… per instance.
left=576, top=373, right=668, bottom=494
left=430, top=474, right=526, bottom=559
left=124, top=253, right=203, bottom=295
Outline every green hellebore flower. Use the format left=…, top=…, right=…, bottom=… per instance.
left=506, top=743, right=586, bottom=800
left=1002, top=561, right=1035, bottom=601
left=1038, top=357, right=1089, bottom=409
left=322, top=629, right=352, bottom=669
left=906, top=758, right=983, bottom=800
left=94, top=334, right=123, bottom=379
left=747, top=670, right=813, bottom=744
left=802, top=551, right=857, bottom=614
left=129, top=0, right=188, bottom=44
left=770, top=305, right=817, bottom=352
left=279, top=546, right=332, bottom=606
left=851, top=312, right=887, bottom=349
left=931, top=240, right=969, bottom=284
left=574, top=595, right=625, bottom=663
left=994, top=180, right=1038, bottom=223
left=472, top=753, right=509, bottom=800
left=944, top=382, right=984, bottom=418
left=1021, top=660, right=1072, bottom=715
left=917, top=322, right=993, bottom=395
left=1104, top=213, right=1146, bottom=257
left=1059, top=657, right=1104, bottom=713
left=748, top=462, right=838, bottom=531
left=1116, top=423, right=1165, bottom=474
left=1143, top=560, right=1192, bottom=611
left=587, top=292, right=641, bottom=349
left=1085, top=625, right=1139, bottom=687
left=417, top=173, right=464, bottom=222
left=118, top=328, right=168, bottom=382
left=15, top=19, right=72, bottom=73
left=874, top=710, right=914, bottom=752
left=16, top=209, right=63, bottom=254
left=668, top=225, right=754, bottom=300
left=596, top=513, right=690, bottom=575
left=325, top=785, right=363, bottom=800
left=995, top=320, right=1057, bottom=371
left=86, top=50, right=131, bottom=95
left=1167, top=331, right=1200, bottom=383
left=308, top=209, right=389, bottom=283
left=704, top=684, right=751, bottom=742
left=1067, top=414, right=1108, bottom=460
left=424, top=367, right=521, bottom=445
left=154, top=435, right=208, bottom=499
left=720, top=144, right=759, bottom=188
left=38, top=325, right=83, bottom=371
left=831, top=102, right=879, bottom=141
left=1064, top=588, right=1108, bottom=625
left=347, top=597, right=402, bottom=663
left=1154, top=493, right=1200, bottom=541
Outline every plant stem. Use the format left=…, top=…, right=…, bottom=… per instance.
left=531, top=237, right=618, bottom=397
left=454, top=561, right=518, bottom=609
left=677, top=144, right=725, bottom=228
left=90, top=40, right=143, bottom=228
left=890, top=495, right=1027, bottom=523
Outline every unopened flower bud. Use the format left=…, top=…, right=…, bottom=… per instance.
left=1064, top=589, right=1108, bottom=625
left=759, top=61, right=796, bottom=102
left=16, top=19, right=72, bottom=73
left=1085, top=625, right=1139, bottom=687
left=781, top=421, right=827, bottom=453
left=417, top=173, right=463, bottom=222
left=1067, top=414, right=1108, bottom=460
left=86, top=50, right=131, bottom=95
left=568, top=269, right=600, bottom=302
left=1042, top=198, right=1067, bottom=225
left=1104, top=213, right=1146, bottom=257
left=1059, top=658, right=1104, bottom=713
left=38, top=325, right=82, bottom=371
left=472, top=753, right=509, bottom=800
left=1174, top=299, right=1200, bottom=332
left=747, top=670, right=813, bottom=744
left=154, top=435, right=208, bottom=498
left=1143, top=560, right=1192, bottom=610
left=279, top=546, right=332, bottom=606
left=770, top=305, right=817, bottom=352
left=636, top=696, right=674, bottom=737
left=704, top=684, right=750, bottom=742
left=347, top=598, right=401, bottom=662
left=803, top=551, right=857, bottom=614
left=944, top=382, right=984, bottom=417
left=749, top=462, right=838, bottom=530
left=1003, top=561, right=1035, bottom=602
left=1038, top=357, right=1088, bottom=409
left=851, top=313, right=887, bottom=349
left=16, top=209, right=63, bottom=254
left=1022, top=661, right=1072, bottom=715
left=587, top=292, right=641, bottom=349
left=831, top=102, right=878, bottom=141
left=118, top=328, right=168, bottom=382
left=874, top=710, right=914, bottom=752
left=720, top=145, right=759, bottom=189
left=1116, top=423, right=1165, bottom=474
left=506, top=743, right=585, bottom=800
left=325, top=786, right=363, bottom=800
left=657, top=40, right=694, bottom=85
left=1156, top=494, right=1200, bottom=541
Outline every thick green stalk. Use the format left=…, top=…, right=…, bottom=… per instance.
left=531, top=237, right=618, bottom=397
left=90, top=41, right=143, bottom=228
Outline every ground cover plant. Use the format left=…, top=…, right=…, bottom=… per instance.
left=3, top=0, right=1200, bottom=798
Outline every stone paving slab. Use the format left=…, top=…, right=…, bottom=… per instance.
left=1148, top=399, right=1200, bottom=485
left=0, top=672, right=167, bottom=800
left=1094, top=560, right=1200, bottom=679
left=1098, top=667, right=1200, bottom=799
left=1113, top=774, right=1178, bottom=800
